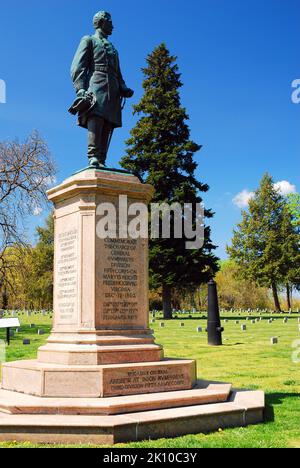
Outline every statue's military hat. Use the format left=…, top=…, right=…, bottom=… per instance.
left=68, top=92, right=97, bottom=117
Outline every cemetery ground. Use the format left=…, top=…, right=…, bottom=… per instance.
left=0, top=311, right=299, bottom=448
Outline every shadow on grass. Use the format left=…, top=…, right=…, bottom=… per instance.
left=222, top=343, right=244, bottom=347
left=266, top=392, right=300, bottom=405
left=264, top=392, right=300, bottom=423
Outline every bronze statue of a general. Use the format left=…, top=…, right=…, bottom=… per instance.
left=69, top=11, right=134, bottom=168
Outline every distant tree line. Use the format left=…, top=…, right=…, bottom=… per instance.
left=0, top=215, right=54, bottom=310
left=228, top=174, right=300, bottom=312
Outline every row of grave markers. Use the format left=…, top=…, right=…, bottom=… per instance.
left=0, top=310, right=53, bottom=318
left=151, top=308, right=300, bottom=319
left=1, top=308, right=299, bottom=318
left=152, top=316, right=300, bottom=346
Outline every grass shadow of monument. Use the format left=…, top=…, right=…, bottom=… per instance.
left=264, top=392, right=300, bottom=423
left=222, top=343, right=244, bottom=347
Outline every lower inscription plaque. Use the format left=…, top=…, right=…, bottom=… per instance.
left=103, top=363, right=194, bottom=397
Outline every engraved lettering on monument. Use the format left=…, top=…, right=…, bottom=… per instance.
left=106, top=367, right=188, bottom=396
left=56, top=229, right=78, bottom=324
left=99, top=237, right=140, bottom=326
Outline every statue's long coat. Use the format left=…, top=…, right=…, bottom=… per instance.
left=71, top=34, right=128, bottom=129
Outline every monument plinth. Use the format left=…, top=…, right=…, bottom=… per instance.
left=39, top=168, right=162, bottom=366
left=1, top=169, right=196, bottom=398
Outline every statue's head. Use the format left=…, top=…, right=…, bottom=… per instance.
left=93, top=11, right=113, bottom=36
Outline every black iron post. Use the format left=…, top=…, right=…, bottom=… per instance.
left=6, top=327, right=10, bottom=346
left=207, top=280, right=223, bottom=346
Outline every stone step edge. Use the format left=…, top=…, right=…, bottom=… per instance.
left=38, top=343, right=163, bottom=352
left=0, top=382, right=232, bottom=416
left=2, top=358, right=195, bottom=371
left=0, top=391, right=265, bottom=445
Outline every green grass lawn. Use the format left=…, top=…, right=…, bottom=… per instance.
left=0, top=311, right=299, bottom=448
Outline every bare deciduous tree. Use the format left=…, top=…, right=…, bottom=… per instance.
left=0, top=131, right=56, bottom=301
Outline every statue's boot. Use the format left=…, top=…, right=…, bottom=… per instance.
left=98, top=153, right=107, bottom=168
left=88, top=153, right=107, bottom=169
left=89, top=157, right=101, bottom=168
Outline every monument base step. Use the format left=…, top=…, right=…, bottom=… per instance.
left=1, top=358, right=196, bottom=398
left=0, top=389, right=265, bottom=445
left=0, top=381, right=231, bottom=415
left=38, top=342, right=163, bottom=366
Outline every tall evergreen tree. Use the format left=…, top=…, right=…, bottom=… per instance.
left=121, top=44, right=219, bottom=318
left=228, top=174, right=300, bottom=312
left=280, top=204, right=300, bottom=309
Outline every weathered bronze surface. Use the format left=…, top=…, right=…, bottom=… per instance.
left=69, top=11, right=134, bottom=168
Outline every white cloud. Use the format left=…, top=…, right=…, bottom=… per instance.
left=233, top=180, right=297, bottom=209
left=33, top=206, right=43, bottom=216
left=274, top=180, right=296, bottom=196
left=232, top=190, right=255, bottom=208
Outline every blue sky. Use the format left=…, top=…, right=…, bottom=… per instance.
left=0, top=0, right=299, bottom=258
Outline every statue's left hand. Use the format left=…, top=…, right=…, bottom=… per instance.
left=77, top=89, right=87, bottom=98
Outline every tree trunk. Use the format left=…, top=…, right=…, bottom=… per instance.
left=162, top=284, right=172, bottom=320
left=286, top=284, right=292, bottom=311
left=2, top=287, right=8, bottom=310
left=271, top=282, right=281, bottom=312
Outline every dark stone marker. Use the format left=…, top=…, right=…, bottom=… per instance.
left=23, top=339, right=31, bottom=345
left=207, top=280, right=224, bottom=346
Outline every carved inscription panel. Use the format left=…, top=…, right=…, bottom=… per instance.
left=96, top=198, right=148, bottom=329
left=54, top=220, right=79, bottom=326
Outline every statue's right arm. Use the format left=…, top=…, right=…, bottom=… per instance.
left=71, top=36, right=93, bottom=96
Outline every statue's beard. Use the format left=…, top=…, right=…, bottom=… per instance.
left=101, top=27, right=112, bottom=37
